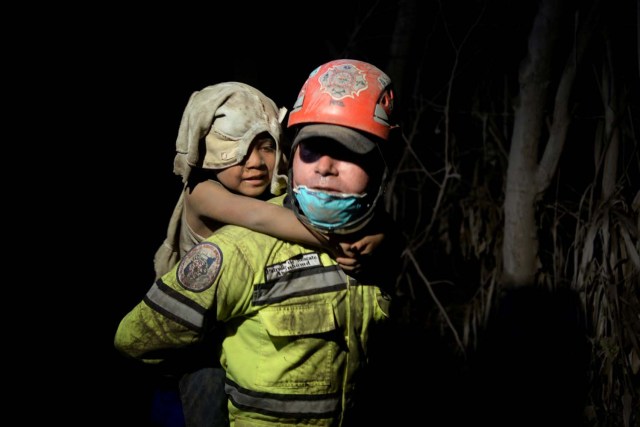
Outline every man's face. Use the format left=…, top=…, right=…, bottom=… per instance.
left=292, top=138, right=370, bottom=194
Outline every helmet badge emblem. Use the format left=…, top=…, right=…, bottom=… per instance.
left=318, top=63, right=368, bottom=100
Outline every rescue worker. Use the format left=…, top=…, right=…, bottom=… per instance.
left=156, top=81, right=387, bottom=426
left=115, top=59, right=402, bottom=426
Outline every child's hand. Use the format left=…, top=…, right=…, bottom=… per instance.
left=335, top=233, right=385, bottom=272
left=335, top=242, right=362, bottom=272
left=348, top=233, right=384, bottom=255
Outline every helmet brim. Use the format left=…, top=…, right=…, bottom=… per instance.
left=292, top=124, right=376, bottom=154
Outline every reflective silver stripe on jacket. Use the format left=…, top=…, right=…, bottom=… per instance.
left=225, top=379, right=340, bottom=418
left=143, top=280, right=205, bottom=331
left=253, top=265, right=347, bottom=306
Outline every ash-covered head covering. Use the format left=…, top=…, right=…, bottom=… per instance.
left=173, top=82, right=288, bottom=195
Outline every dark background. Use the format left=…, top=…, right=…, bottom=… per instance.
left=56, top=1, right=637, bottom=425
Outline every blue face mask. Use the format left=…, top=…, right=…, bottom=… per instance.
left=293, top=186, right=369, bottom=231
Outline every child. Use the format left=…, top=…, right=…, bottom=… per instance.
left=154, top=82, right=382, bottom=281
left=153, top=82, right=384, bottom=427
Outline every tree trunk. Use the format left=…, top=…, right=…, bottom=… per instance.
left=386, top=0, right=418, bottom=105
left=502, top=0, right=563, bottom=286
left=502, top=0, right=601, bottom=287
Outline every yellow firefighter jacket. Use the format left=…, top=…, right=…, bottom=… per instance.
left=115, top=195, right=392, bottom=426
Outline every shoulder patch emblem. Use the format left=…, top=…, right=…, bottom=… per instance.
left=177, top=242, right=223, bottom=292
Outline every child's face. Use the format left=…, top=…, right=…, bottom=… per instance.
left=215, top=135, right=277, bottom=197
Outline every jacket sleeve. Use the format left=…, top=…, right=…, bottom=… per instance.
left=114, top=233, right=255, bottom=364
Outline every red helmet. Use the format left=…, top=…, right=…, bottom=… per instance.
left=287, top=59, right=395, bottom=141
